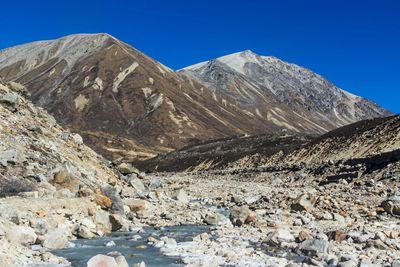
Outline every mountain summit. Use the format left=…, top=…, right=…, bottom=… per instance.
left=0, top=34, right=391, bottom=160
left=180, top=50, right=390, bottom=131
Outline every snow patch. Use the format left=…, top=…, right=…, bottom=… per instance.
left=141, top=87, right=152, bottom=98
left=212, top=92, right=218, bottom=101
left=267, top=112, right=298, bottom=131
left=74, top=94, right=89, bottom=112
left=165, top=98, right=193, bottom=129
left=92, top=77, right=103, bottom=90
left=148, top=93, right=164, bottom=112
left=112, top=62, right=139, bottom=93
left=48, top=68, right=55, bottom=77
left=255, top=108, right=263, bottom=118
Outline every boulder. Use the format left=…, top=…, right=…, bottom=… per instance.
left=105, top=240, right=116, bottom=247
left=94, top=209, right=112, bottom=234
left=0, top=148, right=26, bottom=165
left=109, top=214, right=129, bottom=231
left=53, top=162, right=81, bottom=193
left=95, top=193, right=113, bottom=210
left=117, top=163, right=139, bottom=175
left=291, top=193, right=316, bottom=212
left=244, top=195, right=261, bottom=205
left=173, top=189, right=190, bottom=204
left=125, top=199, right=151, bottom=216
left=298, top=230, right=312, bottom=242
left=204, top=212, right=228, bottom=225
left=6, top=225, right=37, bottom=246
left=87, top=254, right=119, bottom=267
left=230, top=206, right=254, bottom=226
left=132, top=262, right=146, bottom=267
left=0, top=92, right=19, bottom=111
left=245, top=212, right=257, bottom=224
left=129, top=178, right=147, bottom=196
left=77, top=225, right=95, bottom=239
left=298, top=239, right=330, bottom=256
left=115, top=255, right=129, bottom=267
left=54, top=188, right=75, bottom=198
left=43, top=226, right=69, bottom=249
left=121, top=187, right=137, bottom=198
left=61, top=132, right=69, bottom=141
left=80, top=218, right=97, bottom=229
left=71, top=133, right=83, bottom=145
left=328, top=230, right=347, bottom=242
left=265, top=229, right=295, bottom=247
left=149, top=178, right=162, bottom=190
left=381, top=192, right=400, bottom=215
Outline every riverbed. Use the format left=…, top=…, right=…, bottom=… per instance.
left=53, top=225, right=212, bottom=267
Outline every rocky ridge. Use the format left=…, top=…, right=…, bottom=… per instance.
left=180, top=50, right=391, bottom=133
left=0, top=34, right=391, bottom=161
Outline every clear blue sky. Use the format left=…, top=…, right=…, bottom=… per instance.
left=1, top=0, right=399, bottom=113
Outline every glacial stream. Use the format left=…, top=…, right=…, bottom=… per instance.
left=53, top=201, right=228, bottom=266
left=53, top=225, right=212, bottom=267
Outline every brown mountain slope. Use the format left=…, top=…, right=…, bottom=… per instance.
left=139, top=115, right=399, bottom=172
left=230, top=115, right=400, bottom=170
left=0, top=34, right=391, bottom=161
left=281, top=115, right=400, bottom=164
left=134, top=133, right=311, bottom=172
left=0, top=34, right=273, bottom=160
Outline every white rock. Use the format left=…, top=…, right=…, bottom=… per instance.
left=174, top=189, right=190, bottom=204
left=43, top=226, right=69, bottom=249
left=87, top=254, right=119, bottom=267
left=115, top=255, right=129, bottom=267
left=71, top=133, right=83, bottom=145
left=6, top=225, right=37, bottom=246
left=105, top=240, right=116, bottom=247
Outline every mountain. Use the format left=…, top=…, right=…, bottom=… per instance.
left=0, top=34, right=391, bottom=161
left=134, top=133, right=311, bottom=172
left=0, top=34, right=265, bottom=160
left=179, top=50, right=391, bottom=133
left=280, top=115, right=400, bottom=165
left=139, top=115, right=399, bottom=172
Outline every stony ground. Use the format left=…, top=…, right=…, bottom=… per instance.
left=142, top=167, right=400, bottom=267
left=1, top=161, right=400, bottom=266
left=0, top=80, right=399, bottom=266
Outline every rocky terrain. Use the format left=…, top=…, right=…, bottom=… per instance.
left=0, top=33, right=399, bottom=267
left=0, top=34, right=391, bottom=161
left=142, top=115, right=399, bottom=172
left=135, top=133, right=311, bottom=172
left=0, top=75, right=399, bottom=267
left=0, top=79, right=156, bottom=266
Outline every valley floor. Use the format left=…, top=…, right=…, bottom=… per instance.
left=1, top=165, right=400, bottom=267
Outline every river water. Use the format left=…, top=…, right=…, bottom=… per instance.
left=53, top=225, right=212, bottom=267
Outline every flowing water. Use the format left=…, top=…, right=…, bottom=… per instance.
left=53, top=202, right=230, bottom=266
left=53, top=225, right=212, bottom=267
